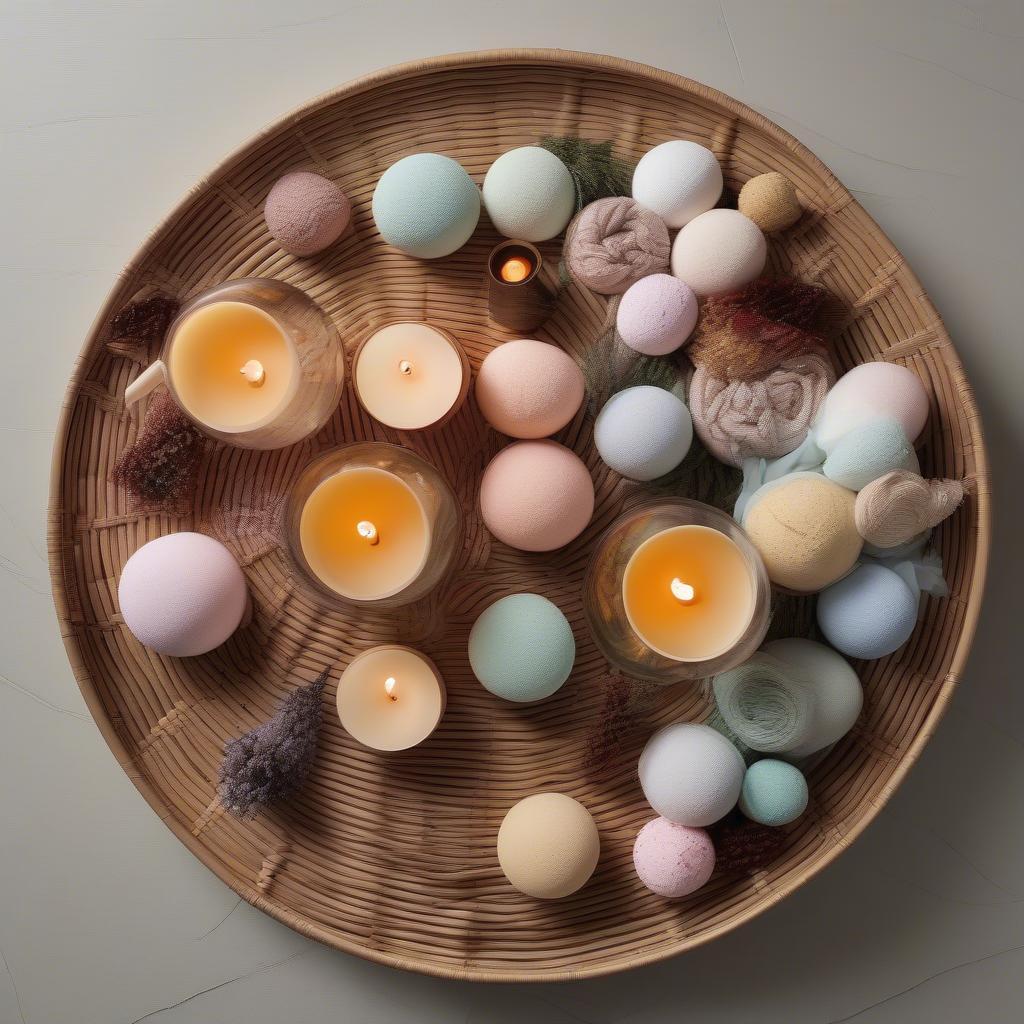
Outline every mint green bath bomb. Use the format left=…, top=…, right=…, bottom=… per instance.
left=468, top=594, right=575, bottom=703
left=739, top=759, right=809, bottom=827
left=372, top=153, right=480, bottom=258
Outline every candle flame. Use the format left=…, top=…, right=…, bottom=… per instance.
left=356, top=520, right=380, bottom=546
left=239, top=359, right=266, bottom=386
left=499, top=256, right=532, bottom=283
left=398, top=359, right=414, bottom=376
left=384, top=676, right=397, bottom=701
left=670, top=578, right=696, bottom=604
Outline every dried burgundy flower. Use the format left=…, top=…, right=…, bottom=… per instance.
left=109, top=293, right=180, bottom=343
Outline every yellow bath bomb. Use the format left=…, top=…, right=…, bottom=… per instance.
left=743, top=473, right=861, bottom=592
left=738, top=172, right=802, bottom=233
left=497, top=793, right=600, bottom=899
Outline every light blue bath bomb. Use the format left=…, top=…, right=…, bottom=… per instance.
left=822, top=417, right=919, bottom=491
left=594, top=386, right=693, bottom=481
left=468, top=594, right=575, bottom=703
left=372, top=153, right=480, bottom=258
left=817, top=562, right=919, bottom=660
left=739, top=759, right=809, bottom=826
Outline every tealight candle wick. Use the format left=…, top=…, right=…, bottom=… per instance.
left=356, top=520, right=380, bottom=546
left=239, top=359, right=266, bottom=387
left=384, top=676, right=398, bottom=702
left=398, top=359, right=414, bottom=376
left=670, top=578, right=697, bottom=605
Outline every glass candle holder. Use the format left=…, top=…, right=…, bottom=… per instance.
left=124, top=278, right=345, bottom=449
left=584, top=498, right=770, bottom=685
left=286, top=442, right=460, bottom=607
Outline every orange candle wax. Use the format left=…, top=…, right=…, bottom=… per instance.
left=623, top=525, right=755, bottom=662
left=167, top=301, right=299, bottom=432
left=337, top=646, right=446, bottom=750
left=499, top=256, right=533, bottom=283
left=299, top=466, right=430, bottom=601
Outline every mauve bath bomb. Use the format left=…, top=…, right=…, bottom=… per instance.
left=671, top=208, right=767, bottom=297
left=264, top=171, right=351, bottom=256
left=475, top=340, right=584, bottom=438
left=616, top=274, right=699, bottom=356
left=633, top=817, right=716, bottom=898
left=480, top=440, right=594, bottom=552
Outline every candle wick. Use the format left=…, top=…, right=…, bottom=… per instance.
left=671, top=578, right=697, bottom=604
left=356, top=520, right=380, bottom=546
left=399, top=360, right=413, bottom=376
left=384, top=676, right=398, bottom=701
left=239, top=359, right=266, bottom=387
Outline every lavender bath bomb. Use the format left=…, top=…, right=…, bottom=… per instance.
left=264, top=171, right=351, bottom=256
left=671, top=208, right=767, bottom=297
left=475, top=340, right=584, bottom=438
left=616, top=274, right=699, bottom=356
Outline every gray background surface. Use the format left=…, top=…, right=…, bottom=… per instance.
left=1, top=1, right=1021, bottom=1021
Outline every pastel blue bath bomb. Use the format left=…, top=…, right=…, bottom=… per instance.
left=822, top=417, right=919, bottom=491
left=739, top=759, right=809, bottom=826
left=372, top=153, right=480, bottom=258
left=594, top=386, right=693, bottom=481
left=816, top=562, right=919, bottom=660
left=468, top=594, right=575, bottom=703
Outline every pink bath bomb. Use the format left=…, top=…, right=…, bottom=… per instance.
left=264, top=171, right=352, bottom=256
left=118, top=532, right=248, bottom=657
left=476, top=340, right=585, bottom=439
left=616, top=274, right=699, bottom=356
left=480, top=440, right=595, bottom=552
left=633, top=817, right=716, bottom=898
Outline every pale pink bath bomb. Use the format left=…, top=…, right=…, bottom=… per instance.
left=264, top=171, right=352, bottom=256
left=633, top=817, right=715, bottom=898
left=480, top=440, right=595, bottom=552
left=475, top=340, right=585, bottom=439
left=118, top=532, right=248, bottom=657
left=616, top=274, right=699, bottom=356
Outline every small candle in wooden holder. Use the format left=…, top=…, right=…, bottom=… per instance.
left=487, top=239, right=555, bottom=332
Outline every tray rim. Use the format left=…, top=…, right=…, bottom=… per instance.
left=47, top=47, right=992, bottom=982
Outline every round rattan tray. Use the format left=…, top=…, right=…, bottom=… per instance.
left=48, top=49, right=989, bottom=981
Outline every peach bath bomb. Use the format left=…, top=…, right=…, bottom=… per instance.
left=475, top=339, right=584, bottom=438
left=480, top=440, right=595, bottom=552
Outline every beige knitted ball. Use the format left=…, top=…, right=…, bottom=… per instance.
left=743, top=473, right=861, bottom=592
left=738, top=172, right=802, bottom=233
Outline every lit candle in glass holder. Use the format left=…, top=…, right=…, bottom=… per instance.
left=336, top=645, right=446, bottom=751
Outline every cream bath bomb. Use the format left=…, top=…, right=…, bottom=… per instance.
left=738, top=172, right=801, bottom=233
left=264, top=171, right=352, bottom=256
left=671, top=208, right=767, bottom=297
left=497, top=793, right=600, bottom=899
left=743, top=473, right=861, bottom=592
left=632, top=140, right=723, bottom=228
left=816, top=562, right=919, bottom=660
left=633, top=818, right=715, bottom=898
left=475, top=340, right=584, bottom=438
left=480, top=440, right=594, bottom=552
left=118, top=532, right=248, bottom=657
left=594, top=386, right=693, bottom=482
left=814, top=362, right=930, bottom=452
left=639, top=723, right=745, bottom=827
left=616, top=274, right=699, bottom=356
left=482, top=146, right=576, bottom=242
left=469, top=594, right=575, bottom=703
left=372, top=153, right=480, bottom=258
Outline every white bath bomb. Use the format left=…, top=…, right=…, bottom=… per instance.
left=482, top=146, right=576, bottom=242
left=815, top=362, right=930, bottom=452
left=671, top=208, right=767, bottom=297
left=616, top=274, right=699, bottom=356
left=640, top=723, right=745, bottom=827
left=118, top=533, right=248, bottom=657
left=594, top=386, right=693, bottom=481
left=632, top=140, right=723, bottom=228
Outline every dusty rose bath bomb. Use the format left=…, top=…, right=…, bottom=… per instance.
left=633, top=817, right=716, bottom=898
left=475, top=340, right=585, bottom=438
left=264, top=171, right=352, bottom=256
left=480, top=440, right=594, bottom=551
left=671, top=208, right=767, bottom=297
left=118, top=532, right=248, bottom=656
left=616, top=274, right=699, bottom=356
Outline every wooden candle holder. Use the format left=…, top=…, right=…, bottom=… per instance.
left=487, top=240, right=555, bottom=332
